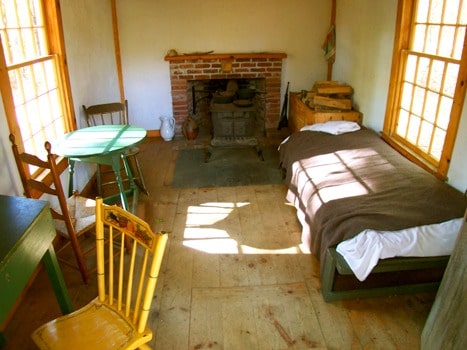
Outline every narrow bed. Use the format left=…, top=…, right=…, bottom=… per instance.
left=279, top=122, right=466, bottom=301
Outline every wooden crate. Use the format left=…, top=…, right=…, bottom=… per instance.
left=288, top=92, right=362, bottom=133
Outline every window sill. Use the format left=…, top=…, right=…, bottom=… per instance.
left=380, top=132, right=446, bottom=181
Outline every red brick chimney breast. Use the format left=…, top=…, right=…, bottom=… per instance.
left=165, top=52, right=287, bottom=134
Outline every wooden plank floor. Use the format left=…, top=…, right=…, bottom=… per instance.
left=1, top=134, right=437, bottom=349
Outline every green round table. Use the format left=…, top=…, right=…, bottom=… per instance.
left=54, top=124, right=147, bottom=212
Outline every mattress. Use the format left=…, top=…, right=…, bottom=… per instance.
left=278, top=127, right=466, bottom=279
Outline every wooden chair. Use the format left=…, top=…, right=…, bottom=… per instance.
left=83, top=100, right=149, bottom=197
left=9, top=134, right=96, bottom=284
left=32, top=197, right=169, bottom=350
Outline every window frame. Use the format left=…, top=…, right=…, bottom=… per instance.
left=383, top=0, right=467, bottom=180
left=0, top=0, right=76, bottom=194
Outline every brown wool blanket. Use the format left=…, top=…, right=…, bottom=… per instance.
left=279, top=128, right=466, bottom=273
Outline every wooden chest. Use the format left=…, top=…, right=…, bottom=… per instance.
left=288, top=92, right=362, bottom=133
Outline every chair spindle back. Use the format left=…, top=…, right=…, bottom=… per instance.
left=83, top=101, right=128, bottom=127
left=95, top=197, right=168, bottom=333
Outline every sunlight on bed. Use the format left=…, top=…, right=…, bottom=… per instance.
left=182, top=202, right=303, bottom=254
left=292, top=148, right=397, bottom=205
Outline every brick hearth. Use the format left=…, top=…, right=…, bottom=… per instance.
left=165, top=52, right=287, bottom=135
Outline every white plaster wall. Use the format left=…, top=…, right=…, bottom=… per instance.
left=60, top=0, right=120, bottom=130
left=448, top=98, right=467, bottom=192
left=334, top=0, right=466, bottom=192
left=333, top=0, right=396, bottom=132
left=59, top=0, right=121, bottom=191
left=1, top=0, right=464, bottom=195
left=0, top=98, right=23, bottom=196
left=0, top=0, right=119, bottom=195
left=115, top=0, right=332, bottom=130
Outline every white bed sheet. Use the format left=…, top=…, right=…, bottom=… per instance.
left=336, top=217, right=463, bottom=281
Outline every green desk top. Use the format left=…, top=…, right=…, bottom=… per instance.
left=0, top=194, right=73, bottom=333
left=0, top=195, right=49, bottom=263
left=53, top=124, right=147, bottom=158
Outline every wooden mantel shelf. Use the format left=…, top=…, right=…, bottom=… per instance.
left=164, top=52, right=287, bottom=61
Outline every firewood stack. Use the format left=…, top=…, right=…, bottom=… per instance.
left=302, top=81, right=355, bottom=112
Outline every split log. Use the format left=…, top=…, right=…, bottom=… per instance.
left=315, top=84, right=353, bottom=95
left=314, top=95, right=352, bottom=110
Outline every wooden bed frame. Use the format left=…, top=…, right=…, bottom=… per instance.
left=279, top=127, right=465, bottom=302
left=321, top=247, right=449, bottom=301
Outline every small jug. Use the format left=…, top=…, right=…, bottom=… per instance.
left=160, top=115, right=175, bottom=141
left=182, top=116, right=199, bottom=140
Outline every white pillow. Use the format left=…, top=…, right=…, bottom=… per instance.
left=301, top=121, right=361, bottom=135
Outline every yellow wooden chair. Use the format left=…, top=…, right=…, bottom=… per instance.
left=31, top=197, right=168, bottom=350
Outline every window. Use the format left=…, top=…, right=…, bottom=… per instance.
left=0, top=0, right=75, bottom=164
left=383, top=0, right=467, bottom=179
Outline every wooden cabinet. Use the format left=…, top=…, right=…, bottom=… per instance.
left=288, top=92, right=362, bottom=133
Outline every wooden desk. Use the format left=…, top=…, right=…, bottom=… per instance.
left=54, top=125, right=147, bottom=213
left=0, top=195, right=73, bottom=346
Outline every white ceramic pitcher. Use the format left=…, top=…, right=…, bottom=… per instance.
left=160, top=115, right=175, bottom=141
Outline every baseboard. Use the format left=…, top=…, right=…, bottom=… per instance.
left=147, top=130, right=160, bottom=138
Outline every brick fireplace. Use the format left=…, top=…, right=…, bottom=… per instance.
left=164, top=52, right=287, bottom=135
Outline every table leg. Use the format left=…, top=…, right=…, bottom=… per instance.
left=42, top=245, right=74, bottom=314
left=67, top=159, right=75, bottom=197
left=121, top=155, right=139, bottom=214
left=111, top=155, right=130, bottom=211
